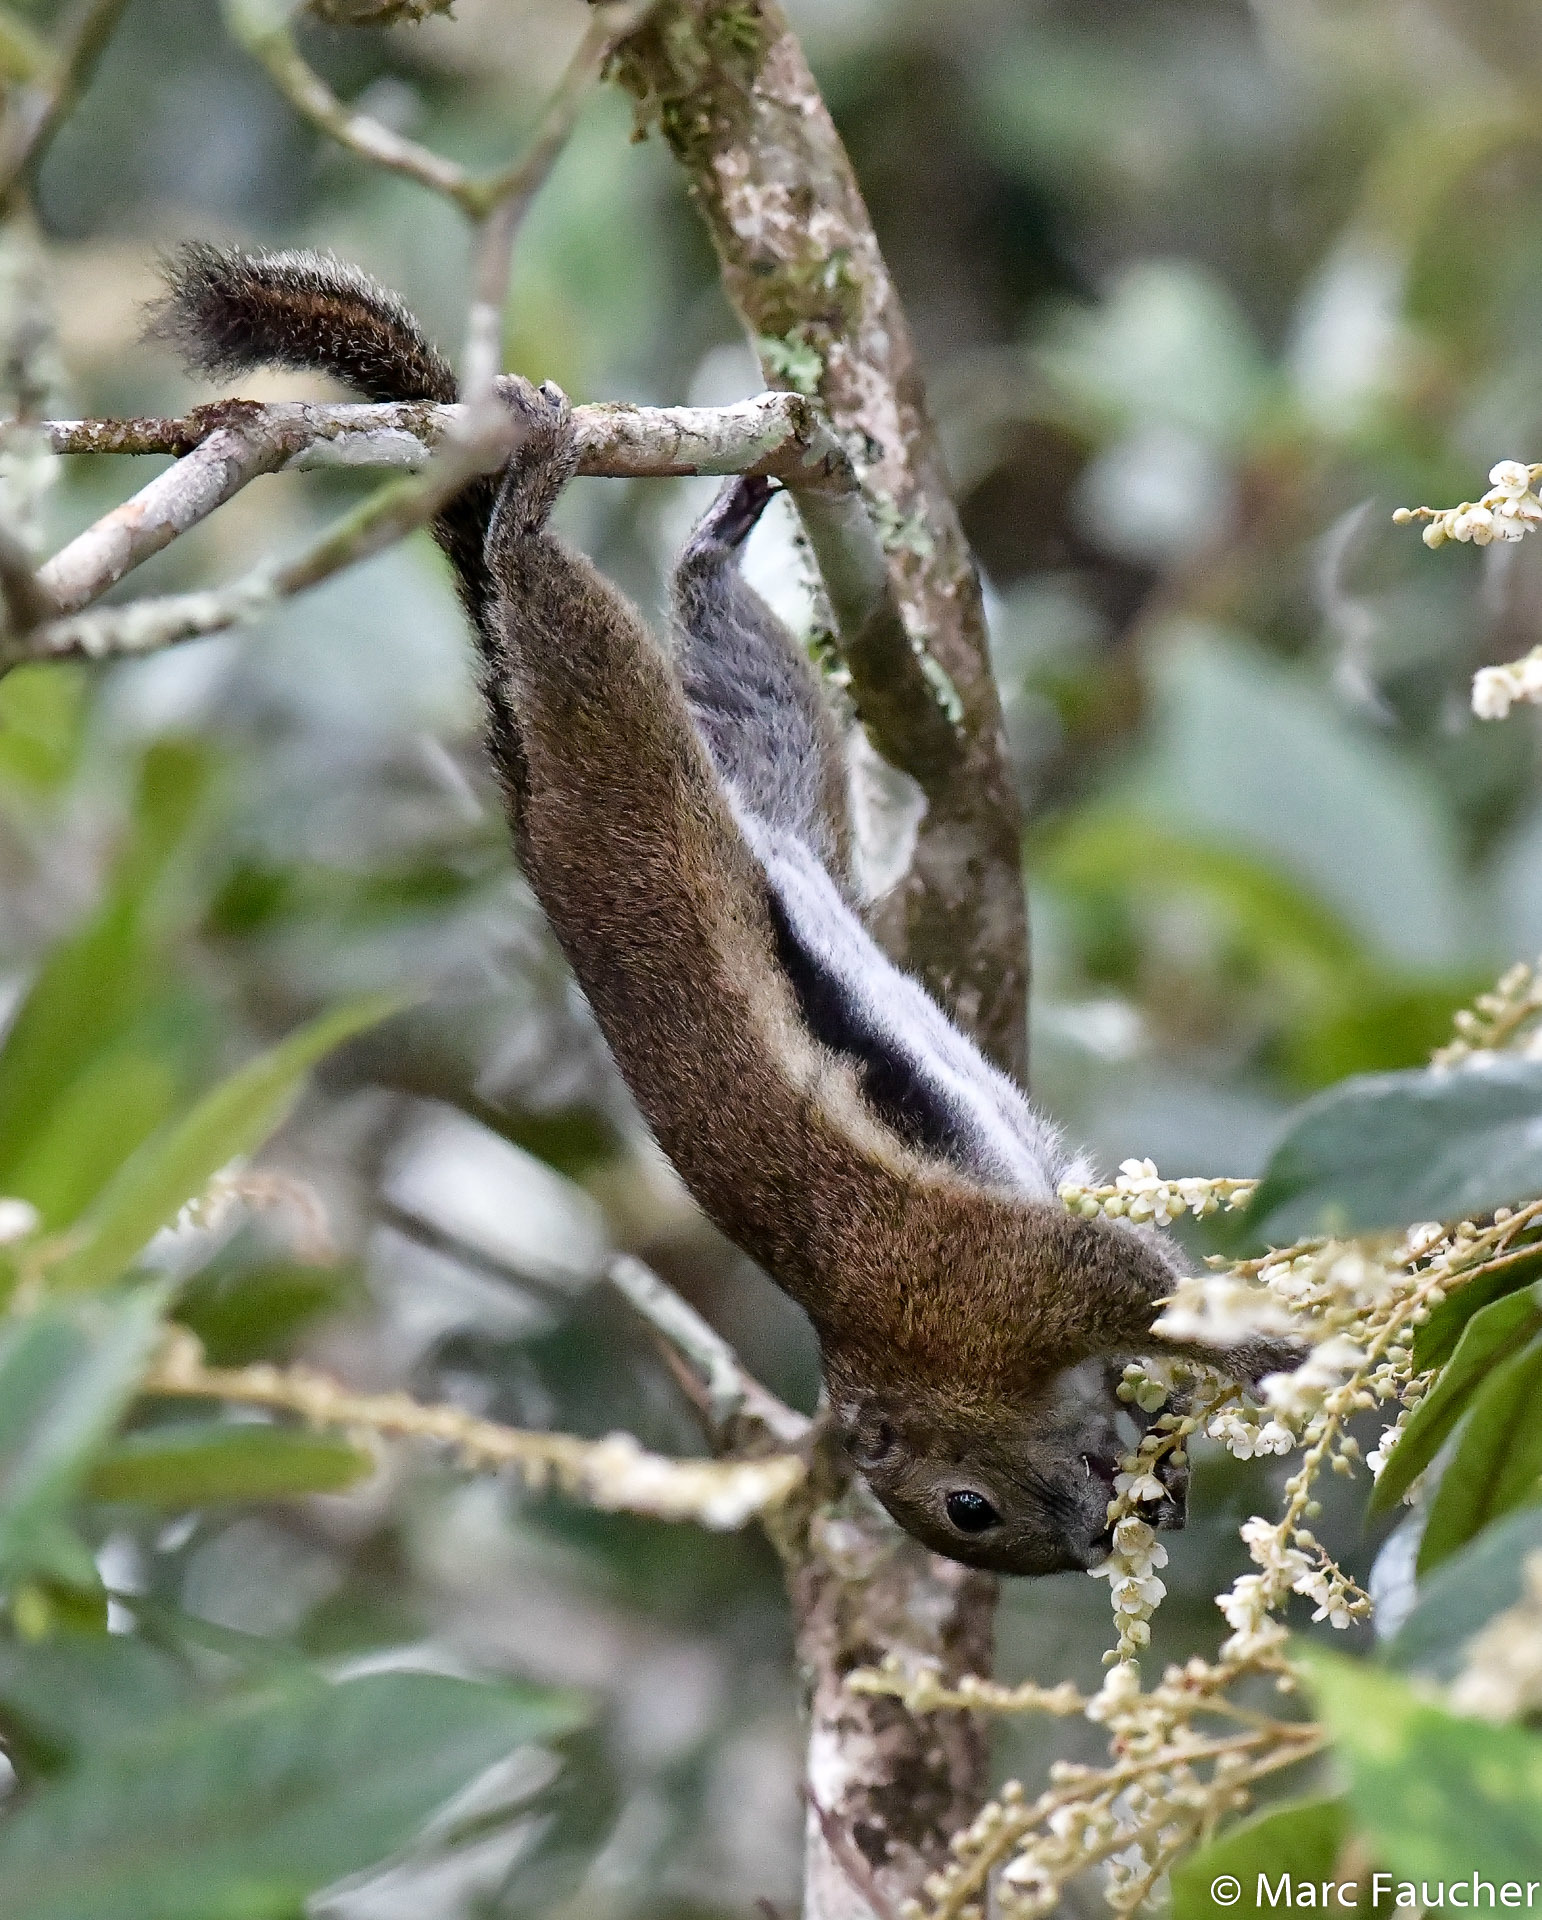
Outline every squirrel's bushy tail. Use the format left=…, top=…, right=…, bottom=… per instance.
left=148, top=243, right=497, bottom=624
left=148, top=243, right=460, bottom=405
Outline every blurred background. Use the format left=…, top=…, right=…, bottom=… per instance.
left=5, top=0, right=1542, bottom=1909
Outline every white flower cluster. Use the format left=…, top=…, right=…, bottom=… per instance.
left=1259, top=1333, right=1365, bottom=1421
left=1207, top=1410, right=1294, bottom=1460
left=1434, top=962, right=1542, bottom=1064
left=1090, top=1517, right=1170, bottom=1662
left=1092, top=1362, right=1240, bottom=1664
left=882, top=1050, right=1542, bottom=1920
left=1448, top=1551, right=1542, bottom=1724
left=1217, top=1515, right=1359, bottom=1651
left=170, top=1167, right=336, bottom=1266
left=1258, top=1244, right=1389, bottom=1313
left=1395, top=466, right=1542, bottom=717
left=1153, top=1272, right=1299, bottom=1346
left=900, top=1646, right=1316, bottom=1920
left=1115, top=1357, right=1174, bottom=1415
left=1365, top=1386, right=1429, bottom=1484
left=1471, top=649, right=1542, bottom=722
left=1059, top=1159, right=1257, bottom=1226
left=1394, top=460, right=1542, bottom=548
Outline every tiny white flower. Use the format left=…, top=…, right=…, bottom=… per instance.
left=1121, top=1472, right=1167, bottom=1504
left=1112, top=1516, right=1156, bottom=1556
left=1473, top=667, right=1516, bottom=720
left=1454, top=505, right=1497, bottom=543
left=0, top=1197, right=40, bottom=1245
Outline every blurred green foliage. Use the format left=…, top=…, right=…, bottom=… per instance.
left=6, top=0, right=1542, bottom=1910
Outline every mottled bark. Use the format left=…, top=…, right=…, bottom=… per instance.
left=608, top=8, right=1028, bottom=1917
left=611, top=0, right=1028, bottom=1083
left=778, top=1498, right=996, bottom=1920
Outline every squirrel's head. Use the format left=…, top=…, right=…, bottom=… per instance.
left=833, top=1359, right=1187, bottom=1577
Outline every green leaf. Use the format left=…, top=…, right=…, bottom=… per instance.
left=175, top=1260, right=361, bottom=1366
left=1172, top=1799, right=1348, bottom=1920
left=1281, top=976, right=1490, bottom=1092
left=1416, top=1334, right=1542, bottom=1572
left=3, top=1042, right=186, bottom=1230
left=1226, top=1059, right=1542, bottom=1252
left=0, top=1286, right=168, bottom=1587
left=0, top=1669, right=588, bottom=1920
left=1118, top=628, right=1472, bottom=970
left=1388, top=1506, right=1542, bottom=1678
left=0, top=1632, right=197, bottom=1773
left=0, top=662, right=88, bottom=793
left=0, top=742, right=211, bottom=1189
left=1043, top=813, right=1366, bottom=975
left=87, top=1421, right=373, bottom=1507
left=48, top=994, right=403, bottom=1294
left=0, top=896, right=161, bottom=1190
left=1416, top=1242, right=1542, bottom=1371
left=1371, top=1285, right=1542, bottom=1513
left=1303, top=1648, right=1542, bottom=1878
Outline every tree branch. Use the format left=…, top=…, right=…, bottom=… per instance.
left=41, top=388, right=862, bottom=478
left=222, top=0, right=647, bottom=232
left=607, top=1252, right=809, bottom=1448
left=39, top=410, right=299, bottom=614
left=611, top=0, right=1029, bottom=1083
left=146, top=1326, right=804, bottom=1529
left=6, top=399, right=518, bottom=669
left=7, top=391, right=886, bottom=666
left=603, top=10, right=1031, bottom=1914
left=460, top=0, right=655, bottom=398
left=223, top=0, right=477, bottom=211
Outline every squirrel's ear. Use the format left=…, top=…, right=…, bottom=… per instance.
left=836, top=1401, right=899, bottom=1470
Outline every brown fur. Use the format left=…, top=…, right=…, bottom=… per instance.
left=151, top=246, right=1291, bottom=1576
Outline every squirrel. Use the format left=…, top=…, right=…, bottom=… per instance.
left=150, top=245, right=1291, bottom=1575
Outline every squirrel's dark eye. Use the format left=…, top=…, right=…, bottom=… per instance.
left=945, top=1490, right=1001, bottom=1534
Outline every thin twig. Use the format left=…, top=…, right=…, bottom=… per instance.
left=224, top=0, right=472, bottom=208
left=8, top=402, right=516, bottom=668
left=225, top=0, right=651, bottom=404
left=225, top=0, right=647, bottom=240
left=461, top=0, right=655, bottom=398
left=39, top=414, right=298, bottom=614
left=145, top=1327, right=805, bottom=1528
left=608, top=1254, right=750, bottom=1428
left=607, top=1253, right=809, bottom=1447
left=0, top=0, right=134, bottom=201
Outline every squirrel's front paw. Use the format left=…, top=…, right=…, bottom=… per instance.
left=486, top=377, right=578, bottom=552
left=497, top=374, right=572, bottom=454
